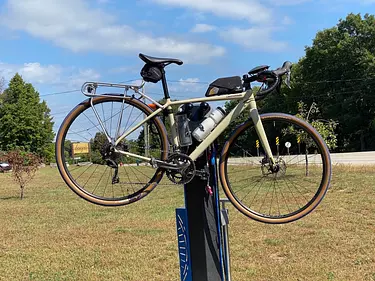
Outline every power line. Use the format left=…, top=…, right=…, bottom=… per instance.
left=39, top=78, right=141, bottom=98
left=168, top=79, right=209, bottom=85
left=40, top=89, right=80, bottom=97
left=39, top=76, right=375, bottom=99
left=45, top=77, right=375, bottom=119
left=301, top=77, right=375, bottom=85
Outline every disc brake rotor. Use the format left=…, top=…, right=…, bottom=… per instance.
left=261, top=157, right=287, bottom=178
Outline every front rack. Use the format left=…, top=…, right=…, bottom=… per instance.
left=81, top=80, right=163, bottom=108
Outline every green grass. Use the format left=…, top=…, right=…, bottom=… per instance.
left=0, top=165, right=375, bottom=280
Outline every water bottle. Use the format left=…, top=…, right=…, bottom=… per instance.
left=192, top=107, right=225, bottom=142
left=176, top=114, right=192, bottom=146
left=176, top=103, right=193, bottom=147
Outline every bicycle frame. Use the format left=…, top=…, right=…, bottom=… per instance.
left=87, top=85, right=275, bottom=165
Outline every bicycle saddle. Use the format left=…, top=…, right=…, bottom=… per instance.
left=139, top=53, right=183, bottom=66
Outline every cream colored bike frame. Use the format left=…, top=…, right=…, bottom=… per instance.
left=112, top=90, right=275, bottom=165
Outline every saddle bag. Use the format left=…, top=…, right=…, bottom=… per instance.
left=140, top=64, right=163, bottom=83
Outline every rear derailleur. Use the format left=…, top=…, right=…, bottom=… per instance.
left=100, top=141, right=129, bottom=184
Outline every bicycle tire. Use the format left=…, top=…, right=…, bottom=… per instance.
left=219, top=113, right=332, bottom=224
left=55, top=95, right=169, bottom=206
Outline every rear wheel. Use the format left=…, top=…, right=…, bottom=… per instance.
left=219, top=113, right=331, bottom=224
left=55, top=96, right=169, bottom=206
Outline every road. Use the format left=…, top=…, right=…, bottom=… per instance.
left=227, top=151, right=375, bottom=166
left=329, top=151, right=375, bottom=165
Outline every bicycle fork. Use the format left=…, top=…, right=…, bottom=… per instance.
left=248, top=98, right=276, bottom=166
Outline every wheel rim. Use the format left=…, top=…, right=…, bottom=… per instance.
left=57, top=96, right=168, bottom=203
left=222, top=114, right=330, bottom=221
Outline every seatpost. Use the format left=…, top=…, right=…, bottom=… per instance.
left=161, top=68, right=170, bottom=99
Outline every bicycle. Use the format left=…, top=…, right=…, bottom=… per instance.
left=55, top=53, right=332, bottom=224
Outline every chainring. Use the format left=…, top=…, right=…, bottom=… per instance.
left=166, top=153, right=196, bottom=185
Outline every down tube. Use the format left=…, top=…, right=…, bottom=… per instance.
left=189, top=98, right=249, bottom=161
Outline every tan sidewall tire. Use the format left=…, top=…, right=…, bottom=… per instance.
left=55, top=96, right=169, bottom=206
left=219, top=113, right=332, bottom=224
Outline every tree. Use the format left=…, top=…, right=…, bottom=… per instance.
left=284, top=101, right=338, bottom=175
left=0, top=77, right=4, bottom=94
left=1, top=150, right=41, bottom=199
left=0, top=74, right=55, bottom=161
left=90, top=132, right=107, bottom=164
left=0, top=77, right=5, bottom=108
left=291, top=13, right=375, bottom=151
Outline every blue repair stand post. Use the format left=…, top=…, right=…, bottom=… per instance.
left=176, top=143, right=231, bottom=281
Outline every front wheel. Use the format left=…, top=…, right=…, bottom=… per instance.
left=219, top=113, right=331, bottom=224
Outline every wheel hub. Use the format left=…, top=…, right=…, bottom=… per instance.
left=261, top=157, right=287, bottom=178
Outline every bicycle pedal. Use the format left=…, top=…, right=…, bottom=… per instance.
left=195, top=169, right=209, bottom=180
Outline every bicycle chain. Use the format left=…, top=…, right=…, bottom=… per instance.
left=110, top=142, right=211, bottom=183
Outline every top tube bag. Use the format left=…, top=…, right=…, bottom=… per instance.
left=205, top=76, right=243, bottom=97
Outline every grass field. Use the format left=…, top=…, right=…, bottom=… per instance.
left=0, top=165, right=375, bottom=281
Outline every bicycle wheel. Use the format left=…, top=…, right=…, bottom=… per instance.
left=219, top=113, right=331, bottom=224
left=56, top=95, right=169, bottom=206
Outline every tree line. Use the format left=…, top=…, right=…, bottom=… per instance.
left=0, top=12, right=374, bottom=160
left=259, top=13, right=375, bottom=152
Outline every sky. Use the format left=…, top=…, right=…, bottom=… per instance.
left=0, top=0, right=374, bottom=133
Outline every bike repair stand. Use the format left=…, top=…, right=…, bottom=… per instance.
left=176, top=143, right=232, bottom=281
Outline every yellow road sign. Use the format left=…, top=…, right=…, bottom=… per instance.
left=256, top=140, right=260, bottom=148
left=276, top=136, right=279, bottom=146
left=72, top=142, right=90, bottom=155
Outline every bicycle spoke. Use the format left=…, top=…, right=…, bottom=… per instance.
left=224, top=115, right=328, bottom=221
left=92, top=166, right=108, bottom=195
left=82, top=164, right=100, bottom=189
left=59, top=95, right=168, bottom=205
left=275, top=176, right=291, bottom=215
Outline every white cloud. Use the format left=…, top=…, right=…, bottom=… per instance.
left=191, top=24, right=216, bottom=33
left=282, top=16, right=294, bottom=25
left=151, top=0, right=271, bottom=24
left=67, top=69, right=101, bottom=88
left=169, top=78, right=206, bottom=95
left=0, top=62, right=62, bottom=84
left=220, top=27, right=287, bottom=52
left=1, top=0, right=225, bottom=63
left=267, top=0, right=311, bottom=5
left=0, top=62, right=100, bottom=88
left=178, top=78, right=200, bottom=84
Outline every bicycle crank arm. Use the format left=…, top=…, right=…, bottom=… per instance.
left=152, top=159, right=189, bottom=171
